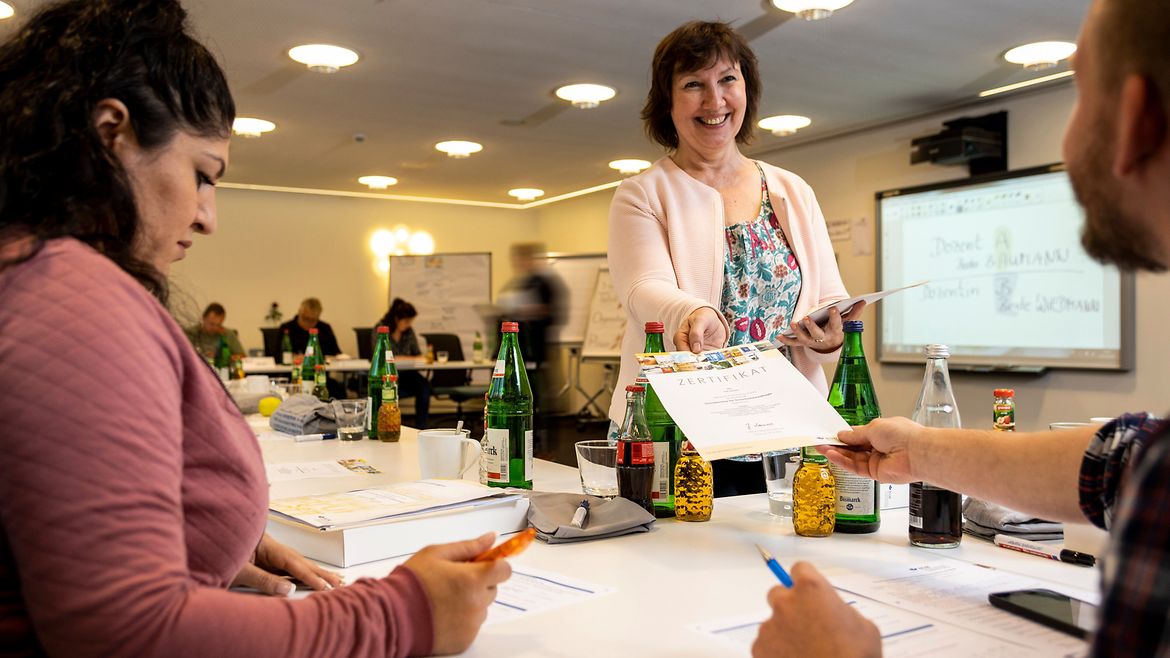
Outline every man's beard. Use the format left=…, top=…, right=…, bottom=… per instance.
left=1071, top=131, right=1167, bottom=272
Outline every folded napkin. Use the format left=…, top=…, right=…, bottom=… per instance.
left=962, top=497, right=1063, bottom=541
left=269, top=394, right=336, bottom=435
left=527, top=492, right=654, bottom=544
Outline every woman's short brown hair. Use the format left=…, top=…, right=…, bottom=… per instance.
left=641, top=21, right=761, bottom=150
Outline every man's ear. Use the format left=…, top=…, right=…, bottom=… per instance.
left=1113, top=74, right=1168, bottom=178
left=92, top=98, right=135, bottom=151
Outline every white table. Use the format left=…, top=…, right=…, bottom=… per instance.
left=253, top=418, right=1099, bottom=657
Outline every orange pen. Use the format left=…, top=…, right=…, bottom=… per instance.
left=472, top=527, right=537, bottom=562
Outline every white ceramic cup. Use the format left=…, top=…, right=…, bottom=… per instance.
left=418, top=428, right=480, bottom=479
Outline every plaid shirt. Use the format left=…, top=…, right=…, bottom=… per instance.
left=1079, top=412, right=1170, bottom=657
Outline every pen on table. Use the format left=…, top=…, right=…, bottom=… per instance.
left=755, top=544, right=794, bottom=588
left=570, top=499, right=590, bottom=529
left=294, top=432, right=337, bottom=442
left=993, top=534, right=1096, bottom=567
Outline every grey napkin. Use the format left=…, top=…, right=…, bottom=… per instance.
left=526, top=492, right=655, bottom=544
left=269, top=394, right=337, bottom=435
left=962, top=497, right=1064, bottom=541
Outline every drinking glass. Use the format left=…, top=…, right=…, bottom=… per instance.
left=762, top=449, right=800, bottom=518
left=331, top=399, right=369, bottom=441
left=574, top=440, right=618, bottom=498
left=436, top=350, right=450, bottom=364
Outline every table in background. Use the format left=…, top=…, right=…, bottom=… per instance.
left=253, top=417, right=1098, bottom=657
left=244, top=359, right=497, bottom=377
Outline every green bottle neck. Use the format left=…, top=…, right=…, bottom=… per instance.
left=842, top=330, right=864, bottom=357
left=644, top=332, right=665, bottom=353
left=800, top=446, right=827, bottom=463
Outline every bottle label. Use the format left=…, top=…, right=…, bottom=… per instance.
left=829, top=463, right=875, bottom=515
left=524, top=429, right=533, bottom=479
left=282, top=351, right=292, bottom=365
left=383, top=386, right=398, bottom=404
left=651, top=442, right=669, bottom=500
left=386, top=350, right=395, bottom=364
left=909, top=483, right=924, bottom=528
left=993, top=403, right=1015, bottom=431
left=483, top=428, right=509, bottom=482
left=493, top=359, right=506, bottom=377
left=365, top=396, right=375, bottom=431
left=618, top=441, right=655, bottom=466
left=305, top=346, right=314, bottom=358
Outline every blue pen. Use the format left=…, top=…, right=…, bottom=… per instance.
left=755, top=544, right=793, bottom=588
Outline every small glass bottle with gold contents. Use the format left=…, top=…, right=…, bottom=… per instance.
left=793, top=446, right=836, bottom=537
left=674, top=439, right=713, bottom=522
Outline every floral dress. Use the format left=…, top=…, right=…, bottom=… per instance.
left=720, top=163, right=803, bottom=462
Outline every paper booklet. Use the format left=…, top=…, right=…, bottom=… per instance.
left=639, top=341, right=848, bottom=460
left=780, top=280, right=927, bottom=338
left=269, top=479, right=520, bottom=530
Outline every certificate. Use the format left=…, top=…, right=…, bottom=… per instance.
left=640, top=342, right=847, bottom=460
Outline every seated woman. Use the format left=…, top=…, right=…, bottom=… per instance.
left=377, top=298, right=433, bottom=429
left=0, top=1, right=508, bottom=655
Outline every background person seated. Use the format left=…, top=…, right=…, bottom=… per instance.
left=185, top=302, right=244, bottom=360
left=377, top=298, right=432, bottom=429
left=279, top=296, right=340, bottom=357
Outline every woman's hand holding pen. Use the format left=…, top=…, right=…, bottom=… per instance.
left=776, top=301, right=867, bottom=354
left=752, top=563, right=880, bottom=658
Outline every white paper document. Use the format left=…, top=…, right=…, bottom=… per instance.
left=265, top=460, right=368, bottom=482
left=781, top=280, right=927, bottom=337
left=487, top=566, right=614, bottom=625
left=642, top=342, right=848, bottom=460
left=269, top=479, right=516, bottom=529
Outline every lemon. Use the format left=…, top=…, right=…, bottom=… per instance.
left=258, top=396, right=282, bottom=417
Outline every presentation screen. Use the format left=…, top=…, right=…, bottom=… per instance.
left=877, top=164, right=1133, bottom=372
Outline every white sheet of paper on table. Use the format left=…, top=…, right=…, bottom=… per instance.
left=265, top=460, right=360, bottom=482
left=644, top=351, right=848, bottom=460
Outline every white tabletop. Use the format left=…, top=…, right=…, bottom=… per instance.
left=252, top=417, right=1099, bottom=657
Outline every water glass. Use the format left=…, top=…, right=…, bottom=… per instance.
left=331, top=399, right=369, bottom=441
left=762, top=449, right=800, bottom=518
left=436, top=350, right=450, bottom=364
left=574, top=440, right=618, bottom=498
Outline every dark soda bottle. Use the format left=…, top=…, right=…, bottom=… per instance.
left=616, top=383, right=654, bottom=515
left=909, top=344, right=962, bottom=548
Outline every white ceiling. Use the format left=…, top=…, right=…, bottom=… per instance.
left=2, top=0, right=1090, bottom=203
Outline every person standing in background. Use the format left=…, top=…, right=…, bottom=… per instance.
left=185, top=302, right=244, bottom=360
left=279, top=296, right=340, bottom=356
left=607, top=21, right=862, bottom=495
left=498, top=242, right=566, bottom=419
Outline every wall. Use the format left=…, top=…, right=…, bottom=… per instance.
left=170, top=188, right=535, bottom=357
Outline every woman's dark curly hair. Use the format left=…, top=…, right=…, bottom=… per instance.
left=378, top=298, right=418, bottom=331
left=0, top=0, right=235, bottom=304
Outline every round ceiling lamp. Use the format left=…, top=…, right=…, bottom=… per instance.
left=609, top=159, right=652, bottom=175
left=231, top=117, right=276, bottom=138
left=288, top=44, right=360, bottom=73
left=555, top=84, right=617, bottom=109
left=435, top=141, right=483, bottom=158
left=508, top=188, right=545, bottom=202
left=0, top=2, right=15, bottom=19
left=358, top=175, right=399, bottom=190
left=758, top=115, right=812, bottom=137
left=771, top=0, right=854, bottom=21
left=1004, top=41, right=1077, bottom=71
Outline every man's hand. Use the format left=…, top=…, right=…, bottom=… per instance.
left=820, top=416, right=923, bottom=484
left=752, top=562, right=881, bottom=658
left=405, top=533, right=513, bottom=655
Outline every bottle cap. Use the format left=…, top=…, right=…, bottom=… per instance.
left=388, top=374, right=398, bottom=381
left=681, top=440, right=695, bottom=451
left=644, top=321, right=665, bottom=333
left=626, top=384, right=645, bottom=393
left=843, top=320, right=864, bottom=332
left=377, top=325, right=389, bottom=334
left=501, top=321, right=519, bottom=333
left=283, top=329, right=289, bottom=334
left=994, top=388, right=1015, bottom=397
left=314, top=364, right=323, bottom=371
left=309, top=328, right=319, bottom=335
left=924, top=344, right=950, bottom=358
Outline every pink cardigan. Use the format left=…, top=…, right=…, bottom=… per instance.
left=0, top=239, right=433, bottom=657
left=606, top=157, right=848, bottom=423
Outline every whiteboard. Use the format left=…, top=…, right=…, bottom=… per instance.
left=389, top=253, right=491, bottom=360
left=581, top=267, right=626, bottom=360
left=545, top=253, right=606, bottom=344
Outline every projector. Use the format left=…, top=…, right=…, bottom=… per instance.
left=910, top=125, right=1003, bottom=166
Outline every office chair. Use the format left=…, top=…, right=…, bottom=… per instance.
left=421, top=332, right=488, bottom=419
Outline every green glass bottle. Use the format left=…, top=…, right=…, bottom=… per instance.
left=472, top=331, right=485, bottom=363
left=280, top=329, right=293, bottom=366
left=213, top=335, right=231, bottom=380
left=312, top=363, right=330, bottom=402
left=826, top=320, right=882, bottom=534
left=482, top=322, right=533, bottom=489
left=642, top=321, right=679, bottom=518
left=367, top=326, right=391, bottom=440
left=300, top=327, right=323, bottom=383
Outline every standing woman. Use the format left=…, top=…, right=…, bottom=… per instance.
left=607, top=21, right=864, bottom=494
left=377, top=298, right=433, bottom=429
left=0, top=1, right=507, bottom=655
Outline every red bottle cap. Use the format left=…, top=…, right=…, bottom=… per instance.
left=283, top=329, right=289, bottom=334
left=388, top=374, right=398, bottom=381
left=626, top=384, right=644, bottom=393
left=309, top=328, right=319, bottom=335
left=377, top=326, right=389, bottom=334
left=314, top=364, right=324, bottom=371
left=501, top=321, right=519, bottom=333
left=993, top=388, right=1014, bottom=397
left=644, top=321, right=664, bottom=333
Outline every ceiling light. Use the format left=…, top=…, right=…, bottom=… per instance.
left=231, top=117, right=276, bottom=138
left=771, top=0, right=854, bottom=21
left=508, top=188, right=545, bottom=202
left=435, top=141, right=483, bottom=158
left=0, top=3, right=14, bottom=19
left=1004, top=41, right=1077, bottom=71
left=369, top=229, right=395, bottom=258
left=407, top=231, right=435, bottom=255
left=358, top=175, right=398, bottom=190
left=609, top=159, right=652, bottom=175
left=758, top=115, right=812, bottom=136
left=555, top=84, right=617, bottom=109
left=979, top=70, right=1074, bottom=98
left=287, top=44, right=360, bottom=73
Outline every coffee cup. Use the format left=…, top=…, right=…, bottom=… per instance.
left=418, top=428, right=480, bottom=480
